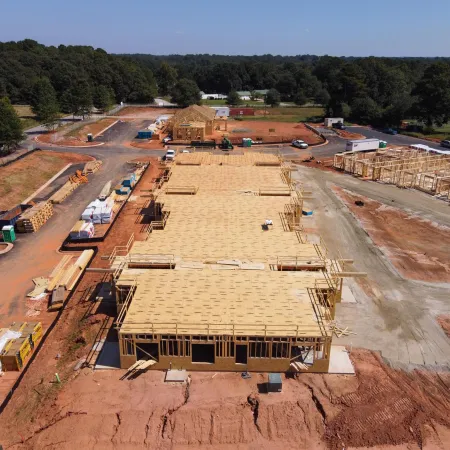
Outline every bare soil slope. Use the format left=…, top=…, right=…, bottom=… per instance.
left=334, top=187, right=450, bottom=282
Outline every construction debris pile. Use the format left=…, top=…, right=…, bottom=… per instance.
left=333, top=146, right=450, bottom=199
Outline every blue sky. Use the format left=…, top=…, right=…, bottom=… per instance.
left=0, top=0, right=448, bottom=56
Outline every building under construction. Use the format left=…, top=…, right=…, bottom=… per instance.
left=110, top=153, right=357, bottom=373
left=333, top=146, right=450, bottom=199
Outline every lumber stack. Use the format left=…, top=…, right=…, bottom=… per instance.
left=47, top=250, right=94, bottom=292
left=16, top=201, right=53, bottom=233
left=82, top=160, right=102, bottom=175
left=50, top=180, right=80, bottom=204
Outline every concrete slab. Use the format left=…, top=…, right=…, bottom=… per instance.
left=165, top=369, right=188, bottom=382
left=328, top=345, right=355, bottom=375
left=95, top=341, right=121, bottom=370
left=341, top=284, right=357, bottom=303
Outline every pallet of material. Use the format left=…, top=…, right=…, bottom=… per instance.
left=16, top=201, right=53, bottom=233
left=49, top=180, right=80, bottom=204
left=49, top=286, right=66, bottom=311
left=0, top=337, right=32, bottom=371
left=82, top=160, right=102, bottom=175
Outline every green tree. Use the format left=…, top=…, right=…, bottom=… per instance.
left=0, top=97, right=24, bottom=153
left=414, top=62, right=450, bottom=127
left=171, top=79, right=201, bottom=107
left=351, top=97, right=381, bottom=124
left=265, top=88, right=280, bottom=107
left=294, top=90, right=307, bottom=106
left=60, top=81, right=93, bottom=119
left=93, top=85, right=115, bottom=112
left=30, top=77, right=60, bottom=130
left=226, top=90, right=241, bottom=105
left=315, top=88, right=331, bottom=106
left=157, top=62, right=178, bottom=97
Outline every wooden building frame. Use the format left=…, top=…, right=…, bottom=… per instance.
left=109, top=154, right=361, bottom=374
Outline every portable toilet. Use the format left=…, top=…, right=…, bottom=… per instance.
left=87, top=133, right=93, bottom=142
left=242, top=138, right=252, bottom=148
left=2, top=225, right=16, bottom=243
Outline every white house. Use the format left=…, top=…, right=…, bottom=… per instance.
left=201, top=92, right=227, bottom=100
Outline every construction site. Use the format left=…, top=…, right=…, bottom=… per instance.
left=110, top=153, right=361, bottom=373
left=0, top=137, right=449, bottom=449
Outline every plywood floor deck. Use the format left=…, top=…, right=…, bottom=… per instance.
left=133, top=192, right=317, bottom=261
left=119, top=270, right=327, bottom=337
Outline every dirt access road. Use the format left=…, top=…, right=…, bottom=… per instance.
left=0, top=149, right=148, bottom=328
left=294, top=166, right=450, bottom=368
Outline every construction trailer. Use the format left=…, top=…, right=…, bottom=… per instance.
left=345, top=139, right=380, bottom=152
left=109, top=154, right=360, bottom=373
left=324, top=118, right=344, bottom=127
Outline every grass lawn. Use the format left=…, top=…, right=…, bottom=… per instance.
left=202, top=99, right=267, bottom=107
left=0, top=151, right=89, bottom=209
left=13, top=105, right=40, bottom=130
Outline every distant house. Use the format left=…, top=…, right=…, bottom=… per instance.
left=201, top=92, right=227, bottom=100
left=237, top=91, right=251, bottom=101
left=237, top=90, right=268, bottom=101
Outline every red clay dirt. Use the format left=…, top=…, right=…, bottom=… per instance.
left=334, top=186, right=450, bottom=282
left=0, top=347, right=449, bottom=449
left=215, top=120, right=322, bottom=145
left=335, top=129, right=366, bottom=140
left=0, top=150, right=92, bottom=210
left=437, top=315, right=450, bottom=338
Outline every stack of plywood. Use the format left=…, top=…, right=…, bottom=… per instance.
left=82, top=160, right=102, bottom=175
left=16, top=201, right=53, bottom=233
left=47, top=250, right=94, bottom=292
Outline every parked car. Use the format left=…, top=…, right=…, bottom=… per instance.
left=440, top=140, right=450, bottom=149
left=182, top=149, right=190, bottom=153
left=383, top=128, right=398, bottom=135
left=332, top=122, right=346, bottom=130
left=162, top=136, right=172, bottom=144
left=164, top=149, right=176, bottom=161
left=292, top=140, right=309, bottom=149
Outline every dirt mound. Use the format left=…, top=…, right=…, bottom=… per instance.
left=1, top=349, right=449, bottom=449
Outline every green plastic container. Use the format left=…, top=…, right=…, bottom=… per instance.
left=2, top=225, right=16, bottom=243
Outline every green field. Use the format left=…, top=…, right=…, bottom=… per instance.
left=236, top=107, right=324, bottom=123
left=201, top=99, right=267, bottom=107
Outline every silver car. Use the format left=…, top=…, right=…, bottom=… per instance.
left=292, top=139, right=309, bottom=149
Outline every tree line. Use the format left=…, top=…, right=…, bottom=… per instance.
left=0, top=39, right=157, bottom=118
left=2, top=40, right=450, bottom=151
left=131, top=54, right=450, bottom=128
